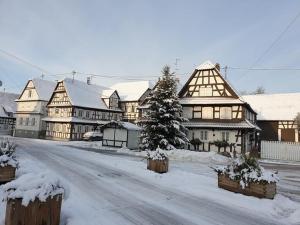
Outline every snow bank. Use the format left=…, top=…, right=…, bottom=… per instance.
left=2, top=172, right=65, bottom=206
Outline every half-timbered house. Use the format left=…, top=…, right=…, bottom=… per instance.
left=0, top=92, right=18, bottom=135
left=178, top=61, right=260, bottom=153
left=44, top=78, right=123, bottom=141
left=110, top=81, right=153, bottom=123
left=14, top=79, right=56, bottom=138
left=242, top=93, right=300, bottom=142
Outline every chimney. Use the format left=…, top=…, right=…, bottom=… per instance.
left=87, top=77, right=91, bottom=85
left=215, top=63, right=220, bottom=71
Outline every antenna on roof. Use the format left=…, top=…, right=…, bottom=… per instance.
left=72, top=70, right=76, bottom=82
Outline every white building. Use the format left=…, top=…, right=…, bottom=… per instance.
left=178, top=61, right=260, bottom=153
left=43, top=78, right=123, bottom=141
left=110, top=81, right=153, bottom=123
left=0, top=92, right=18, bottom=135
left=102, top=121, right=142, bottom=149
left=14, top=79, right=56, bottom=138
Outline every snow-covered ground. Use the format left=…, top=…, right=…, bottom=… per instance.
left=1, top=137, right=300, bottom=225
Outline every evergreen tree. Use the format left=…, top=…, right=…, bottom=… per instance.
left=141, top=65, right=188, bottom=151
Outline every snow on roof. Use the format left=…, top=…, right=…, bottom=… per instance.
left=0, top=92, right=18, bottom=117
left=242, top=93, right=300, bottom=121
left=183, top=120, right=260, bottom=130
left=101, top=89, right=116, bottom=98
left=102, top=121, right=142, bottom=131
left=62, top=78, right=120, bottom=111
left=42, top=117, right=109, bottom=125
left=180, top=97, right=244, bottom=105
left=110, top=81, right=153, bottom=101
left=32, top=79, right=56, bottom=101
left=196, top=60, right=216, bottom=70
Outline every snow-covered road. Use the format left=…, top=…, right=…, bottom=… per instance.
left=2, top=138, right=300, bottom=225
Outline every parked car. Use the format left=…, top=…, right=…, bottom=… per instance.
left=82, top=131, right=103, bottom=141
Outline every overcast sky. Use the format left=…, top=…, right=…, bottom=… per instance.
left=0, top=0, right=300, bottom=94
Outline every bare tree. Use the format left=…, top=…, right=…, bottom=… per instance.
left=251, top=86, right=265, bottom=95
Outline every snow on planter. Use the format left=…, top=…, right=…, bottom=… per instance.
left=147, top=148, right=169, bottom=173
left=215, top=155, right=279, bottom=199
left=2, top=172, right=65, bottom=225
left=0, top=139, right=18, bottom=184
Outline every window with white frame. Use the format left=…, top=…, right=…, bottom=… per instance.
left=220, top=107, right=232, bottom=119
left=221, top=131, right=230, bottom=142
left=202, top=107, right=213, bottom=119
left=19, top=117, right=23, bottom=125
left=200, top=130, right=208, bottom=141
left=31, top=118, right=36, bottom=126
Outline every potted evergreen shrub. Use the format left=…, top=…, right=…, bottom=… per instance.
left=2, top=172, right=65, bottom=225
left=0, top=139, right=18, bottom=184
left=214, top=155, right=279, bottom=199
left=190, top=138, right=202, bottom=151
left=213, top=140, right=229, bottom=153
left=147, top=148, right=169, bottom=173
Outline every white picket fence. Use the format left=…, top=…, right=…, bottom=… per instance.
left=261, top=141, right=300, bottom=162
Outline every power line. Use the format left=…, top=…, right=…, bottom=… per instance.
left=0, top=48, right=50, bottom=74
left=226, top=66, right=300, bottom=71
left=237, top=10, right=300, bottom=81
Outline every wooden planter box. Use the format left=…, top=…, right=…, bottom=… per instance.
left=218, top=174, right=276, bottom=199
left=0, top=166, right=16, bottom=184
left=147, top=158, right=169, bottom=173
left=5, top=194, right=63, bottom=225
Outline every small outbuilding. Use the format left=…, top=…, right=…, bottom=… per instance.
left=101, top=121, right=142, bottom=149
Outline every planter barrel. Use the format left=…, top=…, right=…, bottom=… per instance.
left=147, top=158, right=169, bottom=173
left=5, top=194, right=63, bottom=225
left=0, top=166, right=16, bottom=184
left=218, top=174, right=276, bottom=199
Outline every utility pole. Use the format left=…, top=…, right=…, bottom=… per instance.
left=72, top=70, right=76, bottom=82
left=224, top=65, right=228, bottom=80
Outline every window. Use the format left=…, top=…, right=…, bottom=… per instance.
left=222, top=131, right=230, bottom=142
left=78, top=110, right=83, bottom=117
left=131, top=105, right=135, bottom=113
left=202, top=107, right=213, bottom=119
left=55, top=108, right=59, bottom=114
left=19, top=117, right=23, bottom=125
left=25, top=118, right=29, bottom=126
left=200, top=131, right=208, bottom=141
left=31, top=118, right=36, bottom=126
left=220, top=107, right=232, bottom=120
left=28, top=90, right=32, bottom=98
left=183, top=107, right=193, bottom=119
left=86, top=111, right=90, bottom=118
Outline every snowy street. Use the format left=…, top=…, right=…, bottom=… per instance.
left=1, top=138, right=300, bottom=225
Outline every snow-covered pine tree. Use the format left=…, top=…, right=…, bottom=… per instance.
left=141, top=65, right=188, bottom=151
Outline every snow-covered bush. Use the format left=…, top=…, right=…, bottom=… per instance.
left=215, top=155, right=279, bottom=189
left=0, top=138, right=18, bottom=168
left=147, top=147, right=168, bottom=161
left=2, top=172, right=65, bottom=206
